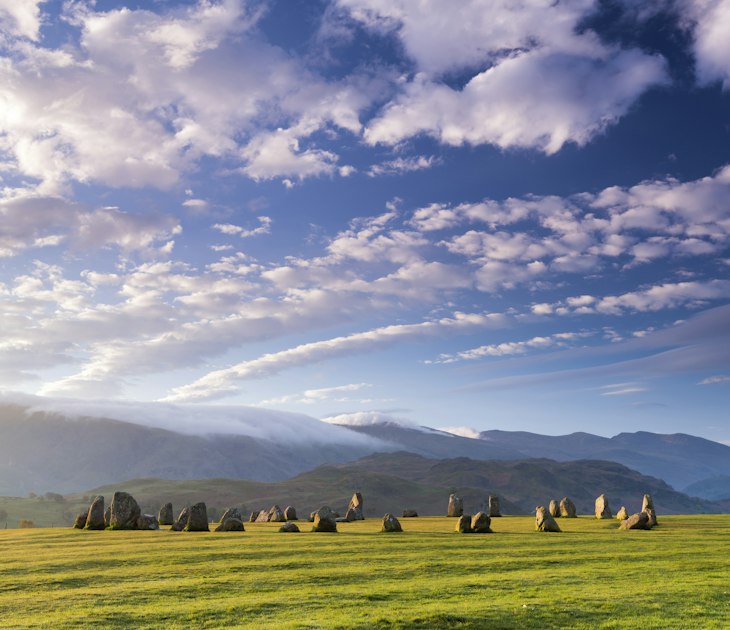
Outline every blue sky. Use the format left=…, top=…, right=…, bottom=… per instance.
left=0, top=0, right=729, bottom=441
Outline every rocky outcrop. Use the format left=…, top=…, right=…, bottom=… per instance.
left=488, top=495, right=501, bottom=517
left=471, top=511, right=492, bottom=533
left=594, top=494, right=612, bottom=519
left=455, top=514, right=472, bottom=533
left=549, top=500, right=560, bottom=518
left=85, top=496, right=105, bottom=530
left=158, top=503, right=174, bottom=526
left=347, top=493, right=364, bottom=520
left=109, top=491, right=141, bottom=530
left=284, top=506, right=297, bottom=521
left=381, top=513, right=403, bottom=532
left=535, top=506, right=561, bottom=532
left=559, top=497, right=576, bottom=518
left=447, top=494, right=463, bottom=517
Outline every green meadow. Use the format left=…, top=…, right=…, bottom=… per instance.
left=0, top=515, right=727, bottom=629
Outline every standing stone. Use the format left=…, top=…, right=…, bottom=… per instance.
left=402, top=509, right=418, bottom=518
left=381, top=513, right=403, bottom=532
left=73, top=513, right=87, bottom=529
left=447, top=494, right=463, bottom=517
left=268, top=505, right=286, bottom=523
left=455, top=514, right=472, bottom=533
left=255, top=510, right=270, bottom=523
left=109, top=491, right=141, bottom=530
left=184, top=502, right=209, bottom=532
left=158, top=503, right=174, bottom=526
left=559, top=497, right=577, bottom=518
left=137, top=514, right=159, bottom=530
left=642, top=495, right=657, bottom=526
left=347, top=493, right=364, bottom=520
left=216, top=518, right=245, bottom=532
left=535, top=506, right=561, bottom=532
left=620, top=512, right=651, bottom=530
left=279, top=521, right=300, bottom=533
left=284, top=506, right=297, bottom=521
left=171, top=506, right=190, bottom=532
left=311, top=506, right=333, bottom=522
left=249, top=511, right=260, bottom=523
left=549, top=500, right=560, bottom=518
left=595, top=494, right=612, bottom=519
left=85, top=496, right=105, bottom=530
left=488, top=495, right=502, bottom=517
left=312, top=512, right=338, bottom=533
left=616, top=506, right=629, bottom=521
left=219, top=507, right=243, bottom=524
left=471, top=511, right=492, bottom=533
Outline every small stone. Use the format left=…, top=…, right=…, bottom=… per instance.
left=402, top=509, right=418, bottom=518
left=447, top=494, right=463, bottom=517
left=559, top=497, right=576, bottom=518
left=381, top=513, right=403, bottom=532
left=216, top=518, right=245, bottom=532
left=85, top=496, right=105, bottom=530
left=184, top=502, right=209, bottom=532
left=279, top=521, right=300, bottom=533
left=488, top=495, right=502, bottom=517
left=594, top=494, right=612, bottom=519
left=284, top=506, right=297, bottom=521
left=549, top=500, right=560, bottom=518
left=535, top=506, right=561, bottom=532
left=109, top=491, right=141, bottom=530
left=616, top=506, right=629, bottom=521
left=471, top=511, right=492, bottom=533
left=158, top=503, right=174, bottom=526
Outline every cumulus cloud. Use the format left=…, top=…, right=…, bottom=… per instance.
left=690, top=0, right=730, bottom=88
left=0, top=0, right=44, bottom=40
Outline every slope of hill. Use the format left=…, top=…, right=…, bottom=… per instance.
left=683, top=476, right=730, bottom=501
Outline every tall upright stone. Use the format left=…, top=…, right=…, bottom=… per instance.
left=549, top=500, right=560, bottom=518
left=535, top=506, right=561, bottom=532
left=488, top=495, right=502, bottom=517
left=642, top=494, right=657, bottom=526
left=158, top=503, right=174, bottom=526
left=85, top=495, right=105, bottom=530
left=267, top=505, right=286, bottom=523
left=447, top=494, right=463, bottom=517
left=347, top=493, right=364, bottom=520
left=559, top=497, right=576, bottom=518
left=171, top=506, right=190, bottom=532
left=184, top=502, right=209, bottom=532
left=109, top=491, right=141, bottom=530
left=594, top=494, right=612, bottom=519
left=284, top=506, right=297, bottom=521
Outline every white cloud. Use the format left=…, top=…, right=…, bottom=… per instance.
left=0, top=0, right=44, bottom=40
left=322, top=411, right=417, bottom=429
left=437, top=426, right=481, bottom=439
left=259, top=382, right=374, bottom=406
left=690, top=0, right=730, bottom=88
left=698, top=375, right=730, bottom=385
left=213, top=216, right=272, bottom=238
left=367, top=155, right=438, bottom=177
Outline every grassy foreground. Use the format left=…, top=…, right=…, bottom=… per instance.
left=0, top=515, right=727, bottom=629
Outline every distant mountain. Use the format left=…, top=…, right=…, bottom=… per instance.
left=683, top=476, right=730, bottom=501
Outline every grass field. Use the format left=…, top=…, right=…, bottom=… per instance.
left=0, top=515, right=727, bottom=629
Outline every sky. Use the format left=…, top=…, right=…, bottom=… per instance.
left=0, top=0, right=729, bottom=442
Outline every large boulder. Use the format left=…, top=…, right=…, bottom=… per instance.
left=73, top=513, right=87, bottom=529
left=559, top=497, right=576, bottom=518
left=158, top=503, right=174, bottom=526
left=109, top=491, right=141, bottom=530
left=620, top=512, right=651, bottom=530
left=642, top=495, right=657, bottom=527
left=85, top=496, right=105, bottom=530
left=535, top=506, right=561, bottom=532
left=184, top=502, right=209, bottom=532
left=216, top=518, right=245, bottom=532
left=312, top=511, right=338, bottom=533
left=488, top=495, right=501, bottom=517
left=381, top=513, right=403, bottom=532
left=402, top=509, right=418, bottom=518
left=170, top=506, right=190, bottom=532
left=549, top=500, right=560, bottom=518
left=447, top=494, right=463, bottom=517
left=137, top=514, right=159, bottom=530
left=279, top=521, right=300, bottom=533
left=455, top=514, right=472, bottom=533
left=471, top=512, right=492, bottom=533
left=595, top=494, right=612, bottom=519
left=347, top=493, right=364, bottom=520
left=284, top=506, right=297, bottom=521
left=616, top=506, right=629, bottom=521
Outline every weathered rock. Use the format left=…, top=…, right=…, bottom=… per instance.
left=184, top=502, right=209, bottom=532
left=279, top=521, right=300, bottom=533
left=471, top=511, right=492, bottom=533
left=402, top=509, right=418, bottom=518
left=216, top=518, right=245, bottom=532
left=455, top=514, right=472, bottom=533
left=268, top=505, right=286, bottom=523
left=109, top=491, right=141, bottom=530
left=219, top=507, right=243, bottom=524
left=620, top=511, right=651, bottom=530
left=255, top=510, right=270, bottom=523
left=642, top=495, right=657, bottom=526
left=73, top=513, right=87, bottom=529
left=347, top=492, right=364, bottom=520
left=312, top=512, right=338, bottom=533
left=171, top=507, right=190, bottom=532
left=535, top=506, right=561, bottom=532
left=284, top=506, right=297, bottom=521
left=488, top=495, right=502, bottom=517
left=549, top=500, right=560, bottom=518
left=137, top=514, right=159, bottom=530
left=616, top=506, right=629, bottom=521
left=345, top=507, right=359, bottom=522
left=447, top=494, right=463, bottom=517
left=158, top=503, right=174, bottom=526
left=249, top=511, right=260, bottom=523
left=594, top=494, right=612, bottom=519
left=559, top=497, right=576, bottom=518
left=312, top=506, right=332, bottom=520
left=85, top=496, right=105, bottom=530
left=381, top=513, right=403, bottom=532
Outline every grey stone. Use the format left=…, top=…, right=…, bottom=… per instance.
left=559, top=497, right=576, bottom=518
left=278, top=521, right=300, bottom=533
left=267, top=505, right=286, bottom=523
left=620, top=511, right=651, bottom=530
left=535, top=506, right=561, bottom=532
left=216, top=518, right=245, bottom=532
left=312, top=512, right=337, bottom=533
left=447, top=494, right=463, bottom=517
left=642, top=495, right=657, bottom=526
left=471, top=511, right=492, bottom=533
left=184, top=502, right=209, bottom=532
left=594, top=494, right=612, bottom=519
left=104, top=506, right=111, bottom=528
left=402, top=509, right=418, bottom=518
left=347, top=492, right=364, bottom=520
left=170, top=506, right=190, bottom=532
left=488, top=495, right=502, bottom=517
left=109, top=491, right=141, bottom=530
left=284, top=506, right=297, bottom=521
left=381, top=513, right=403, bottom=532
left=255, top=510, right=270, bottom=523
left=219, top=507, right=243, bottom=524
left=158, top=502, right=174, bottom=526
left=455, top=514, right=472, bottom=533
left=73, top=513, right=87, bottom=529
left=549, top=500, right=560, bottom=518
left=249, top=511, right=260, bottom=523
left=137, top=514, right=159, bottom=530
left=85, top=496, right=105, bottom=530
left=616, top=506, right=629, bottom=521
